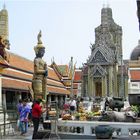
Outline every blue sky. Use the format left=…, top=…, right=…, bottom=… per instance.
left=2, top=0, right=140, bottom=67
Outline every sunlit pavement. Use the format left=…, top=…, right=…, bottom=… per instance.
left=2, top=126, right=33, bottom=140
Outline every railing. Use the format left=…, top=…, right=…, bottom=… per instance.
left=57, top=120, right=140, bottom=138
left=0, top=107, right=17, bottom=137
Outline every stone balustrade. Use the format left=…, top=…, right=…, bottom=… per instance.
left=57, top=120, right=140, bottom=137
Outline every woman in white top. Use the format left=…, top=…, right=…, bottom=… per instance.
left=69, top=98, right=77, bottom=114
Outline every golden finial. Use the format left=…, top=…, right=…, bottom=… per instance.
left=37, top=30, right=42, bottom=44
left=34, top=30, right=45, bottom=54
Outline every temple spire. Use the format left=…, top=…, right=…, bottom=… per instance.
left=101, top=5, right=113, bottom=26
left=3, top=3, right=6, bottom=9
left=0, top=1, right=10, bottom=50
left=102, top=0, right=109, bottom=8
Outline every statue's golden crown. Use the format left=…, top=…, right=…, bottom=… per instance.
left=34, top=30, right=45, bottom=54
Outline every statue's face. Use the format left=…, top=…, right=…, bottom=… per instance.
left=36, top=48, right=45, bottom=58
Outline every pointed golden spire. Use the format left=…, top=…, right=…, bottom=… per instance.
left=34, top=30, right=45, bottom=55
left=37, top=30, right=42, bottom=44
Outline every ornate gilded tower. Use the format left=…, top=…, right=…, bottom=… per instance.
left=0, top=4, right=10, bottom=62
left=82, top=6, right=128, bottom=98
left=0, top=4, right=9, bottom=41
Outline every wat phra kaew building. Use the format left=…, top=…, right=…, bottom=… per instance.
left=81, top=7, right=128, bottom=99
left=0, top=6, right=82, bottom=109
left=0, top=5, right=139, bottom=110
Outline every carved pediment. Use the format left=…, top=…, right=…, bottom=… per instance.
left=88, top=45, right=115, bottom=65
left=92, top=50, right=107, bottom=63
left=93, top=69, right=102, bottom=77
left=90, top=64, right=107, bottom=77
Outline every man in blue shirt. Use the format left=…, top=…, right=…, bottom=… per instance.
left=19, top=99, right=30, bottom=135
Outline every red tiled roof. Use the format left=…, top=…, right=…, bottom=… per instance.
left=3, top=53, right=63, bottom=82
left=8, top=52, right=33, bottom=72
left=3, top=67, right=63, bottom=83
left=47, top=86, right=70, bottom=95
left=2, top=78, right=31, bottom=90
left=3, top=69, right=32, bottom=80
left=2, top=78, right=70, bottom=95
left=3, top=69, right=65, bottom=88
left=47, top=79, right=65, bottom=87
left=2, top=53, right=71, bottom=95
left=130, top=70, right=140, bottom=81
left=48, top=67, right=60, bottom=81
left=50, top=63, right=62, bottom=79
left=1, top=53, right=82, bottom=95
left=74, top=70, right=82, bottom=81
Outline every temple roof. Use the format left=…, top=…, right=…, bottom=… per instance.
left=89, top=45, right=115, bottom=64
left=130, top=70, right=140, bottom=81
left=2, top=52, right=70, bottom=95
left=8, top=52, right=33, bottom=72
left=89, top=6, right=122, bottom=65
left=57, top=65, right=69, bottom=77
left=74, top=69, right=82, bottom=82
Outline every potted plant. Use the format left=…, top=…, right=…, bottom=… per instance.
left=131, top=105, right=140, bottom=118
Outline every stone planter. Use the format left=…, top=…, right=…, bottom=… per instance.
left=95, top=125, right=114, bottom=139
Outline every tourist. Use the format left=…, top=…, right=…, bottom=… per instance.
left=104, top=97, right=109, bottom=111
left=61, top=105, right=70, bottom=118
left=32, top=99, right=46, bottom=139
left=63, top=98, right=70, bottom=110
left=17, top=99, right=23, bottom=113
left=19, top=98, right=30, bottom=135
left=69, top=97, right=77, bottom=115
left=79, top=98, right=84, bottom=109
left=27, top=98, right=33, bottom=126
